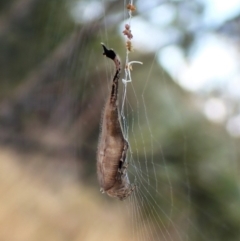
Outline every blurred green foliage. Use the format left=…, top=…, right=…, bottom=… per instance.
left=0, top=0, right=240, bottom=241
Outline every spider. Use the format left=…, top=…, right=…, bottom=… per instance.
left=96, top=43, right=135, bottom=200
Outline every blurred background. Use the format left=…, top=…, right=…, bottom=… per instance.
left=1, top=0, right=240, bottom=240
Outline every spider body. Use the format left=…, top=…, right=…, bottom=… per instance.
left=97, top=44, right=135, bottom=200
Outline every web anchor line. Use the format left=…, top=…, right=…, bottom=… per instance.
left=121, top=1, right=142, bottom=140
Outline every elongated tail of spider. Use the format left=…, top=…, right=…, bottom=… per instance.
left=101, top=43, right=121, bottom=105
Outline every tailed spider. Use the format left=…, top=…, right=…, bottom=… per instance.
left=96, top=44, right=135, bottom=200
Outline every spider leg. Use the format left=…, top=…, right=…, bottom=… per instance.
left=122, top=78, right=132, bottom=84
left=100, top=188, right=105, bottom=193
left=118, top=139, right=129, bottom=173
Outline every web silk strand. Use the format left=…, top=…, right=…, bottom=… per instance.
left=121, top=1, right=143, bottom=139
left=121, top=0, right=133, bottom=131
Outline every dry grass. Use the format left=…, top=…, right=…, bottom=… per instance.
left=0, top=147, right=139, bottom=241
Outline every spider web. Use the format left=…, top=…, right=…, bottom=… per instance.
left=1, top=1, right=240, bottom=241
left=96, top=1, right=240, bottom=241
left=96, top=2, right=192, bottom=241
left=118, top=55, right=191, bottom=240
